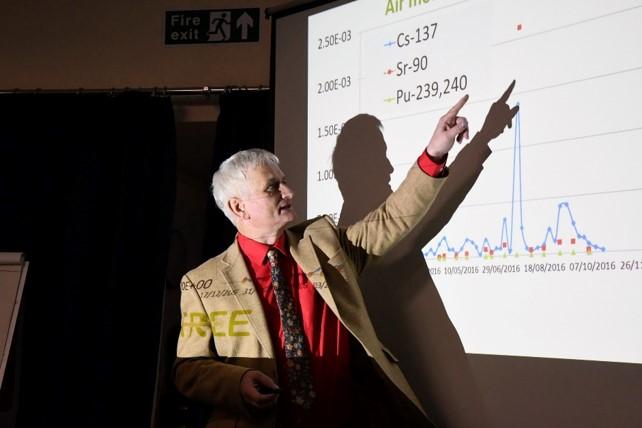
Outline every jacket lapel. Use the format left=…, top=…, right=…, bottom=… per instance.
left=287, top=227, right=377, bottom=356
left=287, top=230, right=341, bottom=318
left=220, top=242, right=274, bottom=358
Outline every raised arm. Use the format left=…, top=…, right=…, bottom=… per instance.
left=342, top=96, right=470, bottom=268
left=342, top=81, right=518, bottom=271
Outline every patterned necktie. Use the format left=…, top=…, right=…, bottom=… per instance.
left=266, top=248, right=315, bottom=409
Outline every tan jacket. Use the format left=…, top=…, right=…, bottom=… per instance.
left=174, top=164, right=445, bottom=427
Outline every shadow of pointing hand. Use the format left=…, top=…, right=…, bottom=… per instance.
left=480, top=80, right=520, bottom=141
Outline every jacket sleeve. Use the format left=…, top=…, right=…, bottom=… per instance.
left=342, top=163, right=446, bottom=273
left=173, top=274, right=250, bottom=413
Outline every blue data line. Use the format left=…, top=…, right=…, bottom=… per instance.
left=424, top=106, right=606, bottom=259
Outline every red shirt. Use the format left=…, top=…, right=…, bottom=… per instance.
left=236, top=151, right=445, bottom=427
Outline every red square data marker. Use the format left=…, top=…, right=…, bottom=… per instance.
left=541, top=244, right=547, bottom=252
left=571, top=238, right=576, bottom=244
left=502, top=242, right=507, bottom=248
left=557, top=239, right=562, bottom=245
left=517, top=24, right=523, bottom=31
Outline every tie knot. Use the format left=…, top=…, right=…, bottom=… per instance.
left=266, top=248, right=279, bottom=266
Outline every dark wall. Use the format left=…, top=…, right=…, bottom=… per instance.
left=0, top=93, right=176, bottom=428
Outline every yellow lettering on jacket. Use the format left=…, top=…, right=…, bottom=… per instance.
left=228, top=310, right=251, bottom=336
left=209, top=311, right=227, bottom=337
left=181, top=310, right=254, bottom=337
left=180, top=311, right=210, bottom=337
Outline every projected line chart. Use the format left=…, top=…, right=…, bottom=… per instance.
left=308, top=0, right=642, bottom=363
left=308, top=0, right=642, bottom=258
left=308, top=0, right=642, bottom=264
left=424, top=109, right=607, bottom=262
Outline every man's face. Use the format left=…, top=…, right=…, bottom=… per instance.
left=237, top=163, right=296, bottom=239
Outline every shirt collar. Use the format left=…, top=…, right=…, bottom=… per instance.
left=237, top=232, right=288, bottom=264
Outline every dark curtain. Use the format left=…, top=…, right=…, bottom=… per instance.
left=0, top=93, right=176, bottom=428
left=203, top=90, right=273, bottom=258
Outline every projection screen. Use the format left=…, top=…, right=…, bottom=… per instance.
left=274, top=0, right=642, bottom=365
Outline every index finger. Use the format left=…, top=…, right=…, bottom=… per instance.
left=498, top=80, right=516, bottom=103
left=443, top=94, right=469, bottom=120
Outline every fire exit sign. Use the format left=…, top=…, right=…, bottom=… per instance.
left=165, top=9, right=260, bottom=44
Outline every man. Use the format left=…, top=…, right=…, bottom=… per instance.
left=174, top=87, right=518, bottom=428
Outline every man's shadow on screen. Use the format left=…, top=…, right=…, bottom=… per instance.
left=332, top=100, right=514, bottom=427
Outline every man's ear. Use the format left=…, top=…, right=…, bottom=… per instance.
left=228, top=197, right=248, bottom=220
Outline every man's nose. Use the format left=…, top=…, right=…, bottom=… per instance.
left=280, top=183, right=294, bottom=199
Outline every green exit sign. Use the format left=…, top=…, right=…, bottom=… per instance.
left=165, top=9, right=260, bottom=45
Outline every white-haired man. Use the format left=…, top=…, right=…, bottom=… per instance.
left=174, top=87, right=518, bottom=428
